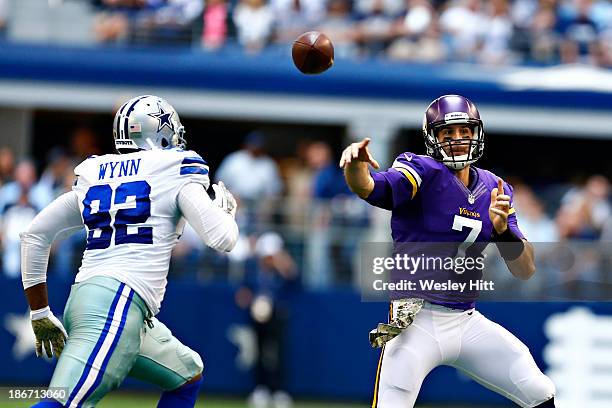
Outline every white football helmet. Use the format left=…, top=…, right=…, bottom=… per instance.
left=113, top=95, right=186, bottom=153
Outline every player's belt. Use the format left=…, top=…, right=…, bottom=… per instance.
left=368, top=298, right=424, bottom=348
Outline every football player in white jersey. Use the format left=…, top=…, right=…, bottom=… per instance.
left=21, top=95, right=239, bottom=408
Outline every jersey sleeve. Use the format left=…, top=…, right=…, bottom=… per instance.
left=72, top=157, right=95, bottom=193
left=177, top=183, right=239, bottom=252
left=365, top=152, right=428, bottom=210
left=504, top=182, right=525, bottom=240
left=177, top=150, right=210, bottom=189
left=20, top=191, right=84, bottom=289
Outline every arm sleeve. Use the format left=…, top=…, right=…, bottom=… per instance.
left=505, top=182, right=526, bottom=240
left=177, top=183, right=239, bottom=252
left=364, top=171, right=394, bottom=210
left=20, top=190, right=84, bottom=289
left=364, top=153, right=426, bottom=210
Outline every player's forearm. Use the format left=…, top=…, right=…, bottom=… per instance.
left=24, top=283, right=49, bottom=310
left=202, top=214, right=239, bottom=252
left=344, top=161, right=375, bottom=199
left=178, top=183, right=239, bottom=252
left=20, top=231, right=52, bottom=290
left=505, top=240, right=536, bottom=280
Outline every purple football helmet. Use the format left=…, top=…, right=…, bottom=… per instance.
left=422, top=95, right=484, bottom=170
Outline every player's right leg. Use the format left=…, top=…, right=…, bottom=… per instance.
left=372, top=303, right=442, bottom=408
left=46, top=276, right=148, bottom=407
left=127, top=317, right=204, bottom=408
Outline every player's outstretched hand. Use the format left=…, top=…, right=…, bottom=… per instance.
left=339, top=138, right=380, bottom=170
left=212, top=181, right=237, bottom=217
left=489, top=179, right=511, bottom=234
left=30, top=306, right=68, bottom=358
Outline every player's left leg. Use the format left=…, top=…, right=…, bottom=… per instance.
left=127, top=317, right=204, bottom=408
left=451, top=310, right=555, bottom=408
left=46, top=277, right=148, bottom=407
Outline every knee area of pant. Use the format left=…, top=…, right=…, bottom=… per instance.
left=509, top=352, right=555, bottom=404
left=383, top=348, right=426, bottom=393
left=177, top=345, right=204, bottom=378
left=191, top=350, right=204, bottom=375
left=523, top=374, right=555, bottom=406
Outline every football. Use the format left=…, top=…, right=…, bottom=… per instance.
left=292, top=31, right=334, bottom=75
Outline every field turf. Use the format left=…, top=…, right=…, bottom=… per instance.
left=0, top=392, right=481, bottom=407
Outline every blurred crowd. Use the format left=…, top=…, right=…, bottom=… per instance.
left=0, top=127, right=610, bottom=406
left=84, top=0, right=612, bottom=66
left=0, top=129, right=610, bottom=290
left=0, top=128, right=102, bottom=279
left=171, top=132, right=370, bottom=290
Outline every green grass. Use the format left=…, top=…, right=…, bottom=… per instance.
left=0, top=392, right=482, bottom=407
left=97, top=394, right=364, bottom=408
left=0, top=393, right=364, bottom=408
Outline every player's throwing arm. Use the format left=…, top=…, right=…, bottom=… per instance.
left=339, top=137, right=380, bottom=199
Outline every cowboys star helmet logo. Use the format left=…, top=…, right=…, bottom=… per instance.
left=148, top=102, right=175, bottom=133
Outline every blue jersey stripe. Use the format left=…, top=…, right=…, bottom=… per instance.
left=181, top=157, right=207, bottom=165
left=66, top=283, right=126, bottom=407
left=180, top=166, right=209, bottom=176
left=76, top=289, right=134, bottom=407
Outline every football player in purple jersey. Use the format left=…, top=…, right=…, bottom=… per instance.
left=340, top=95, right=556, bottom=408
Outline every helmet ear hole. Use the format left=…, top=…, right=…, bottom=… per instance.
left=161, top=138, right=169, bottom=148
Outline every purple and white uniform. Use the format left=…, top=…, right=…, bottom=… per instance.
left=366, top=154, right=555, bottom=408
left=366, top=152, right=525, bottom=308
left=367, top=152, right=523, bottom=242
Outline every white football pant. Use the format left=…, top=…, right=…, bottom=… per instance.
left=372, top=302, right=555, bottom=408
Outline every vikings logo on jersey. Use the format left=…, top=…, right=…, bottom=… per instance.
left=366, top=152, right=525, bottom=306
left=367, top=152, right=523, bottom=243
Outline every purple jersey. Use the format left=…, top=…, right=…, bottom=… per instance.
left=365, top=152, right=525, bottom=307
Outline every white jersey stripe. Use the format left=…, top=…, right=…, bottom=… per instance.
left=392, top=160, right=423, bottom=187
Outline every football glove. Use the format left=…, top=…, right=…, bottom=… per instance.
left=212, top=181, right=237, bottom=217
left=369, top=298, right=424, bottom=348
left=30, top=306, right=68, bottom=358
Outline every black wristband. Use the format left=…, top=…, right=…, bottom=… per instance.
left=491, top=228, right=524, bottom=261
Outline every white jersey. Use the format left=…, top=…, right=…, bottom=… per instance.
left=72, top=148, right=210, bottom=314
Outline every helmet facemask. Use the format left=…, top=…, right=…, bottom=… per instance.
left=425, top=120, right=484, bottom=170
left=422, top=96, right=485, bottom=170
left=171, top=125, right=187, bottom=151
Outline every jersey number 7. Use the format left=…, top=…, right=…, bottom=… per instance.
left=452, top=215, right=482, bottom=259
left=82, top=181, right=152, bottom=250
